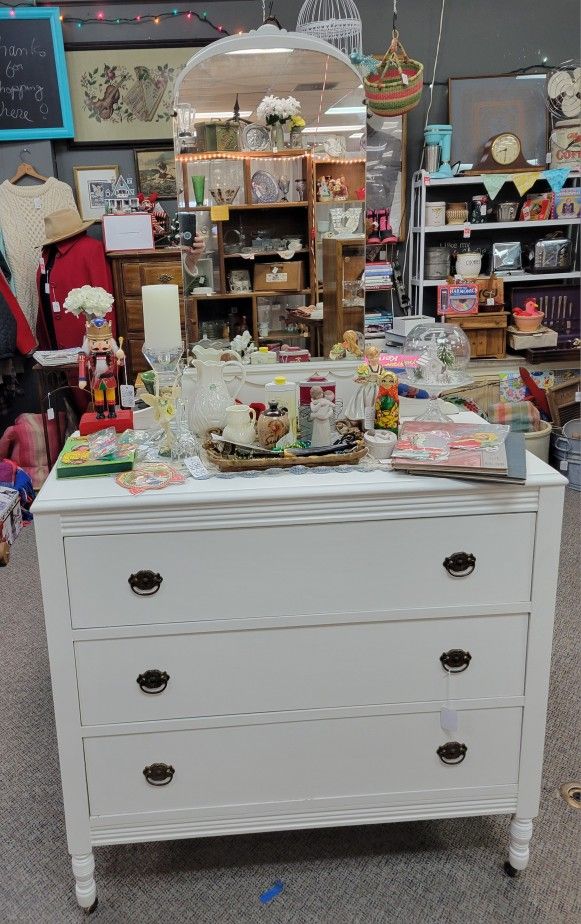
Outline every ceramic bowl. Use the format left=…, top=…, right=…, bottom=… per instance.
left=364, top=429, right=397, bottom=459
left=513, top=312, right=544, bottom=333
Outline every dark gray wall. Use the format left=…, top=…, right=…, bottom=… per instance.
left=3, top=1, right=580, bottom=193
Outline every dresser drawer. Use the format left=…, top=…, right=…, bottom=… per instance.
left=75, top=613, right=527, bottom=726
left=65, top=513, right=535, bottom=629
left=84, top=707, right=523, bottom=817
left=125, top=298, right=186, bottom=333
left=121, top=263, right=142, bottom=297
left=142, top=262, right=183, bottom=289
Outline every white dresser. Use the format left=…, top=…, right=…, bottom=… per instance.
left=33, top=442, right=565, bottom=911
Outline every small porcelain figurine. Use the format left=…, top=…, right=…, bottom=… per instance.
left=329, top=329, right=364, bottom=360
left=344, top=344, right=391, bottom=428
left=78, top=317, right=125, bottom=419
left=310, top=386, right=335, bottom=447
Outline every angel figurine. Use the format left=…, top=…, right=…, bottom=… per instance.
left=310, top=386, right=335, bottom=447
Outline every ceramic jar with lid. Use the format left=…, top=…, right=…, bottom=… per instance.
left=257, top=402, right=290, bottom=449
left=425, top=201, right=446, bottom=227
left=469, top=195, right=491, bottom=224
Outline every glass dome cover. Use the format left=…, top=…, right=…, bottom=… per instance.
left=404, top=323, right=471, bottom=387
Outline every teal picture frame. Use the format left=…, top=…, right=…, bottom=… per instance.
left=0, top=7, right=74, bottom=141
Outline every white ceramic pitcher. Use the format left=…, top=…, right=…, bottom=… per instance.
left=189, top=358, right=245, bottom=436
left=222, top=404, right=257, bottom=445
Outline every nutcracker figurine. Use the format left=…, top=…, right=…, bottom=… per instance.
left=78, top=317, right=125, bottom=419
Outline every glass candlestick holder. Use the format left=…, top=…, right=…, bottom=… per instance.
left=142, top=343, right=184, bottom=396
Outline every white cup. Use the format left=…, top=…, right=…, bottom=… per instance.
left=364, top=429, right=397, bottom=459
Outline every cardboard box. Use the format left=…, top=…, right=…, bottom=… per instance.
left=437, top=283, right=479, bottom=316
left=0, top=487, right=22, bottom=545
left=254, top=261, right=304, bottom=292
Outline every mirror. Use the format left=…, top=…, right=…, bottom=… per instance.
left=173, top=25, right=366, bottom=362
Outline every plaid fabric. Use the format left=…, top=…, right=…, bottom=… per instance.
left=0, top=413, right=66, bottom=488
left=488, top=401, right=541, bottom=432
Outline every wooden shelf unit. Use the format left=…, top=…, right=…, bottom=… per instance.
left=322, top=236, right=366, bottom=356
left=180, top=151, right=318, bottom=351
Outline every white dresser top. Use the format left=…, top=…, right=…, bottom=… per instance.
left=32, top=412, right=565, bottom=525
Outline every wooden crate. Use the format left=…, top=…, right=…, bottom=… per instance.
left=444, top=311, right=508, bottom=359
left=546, top=376, right=581, bottom=427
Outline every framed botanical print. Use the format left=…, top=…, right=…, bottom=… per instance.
left=135, top=150, right=177, bottom=199
left=65, top=46, right=197, bottom=143
left=74, top=165, right=119, bottom=220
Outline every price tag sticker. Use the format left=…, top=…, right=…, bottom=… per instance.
left=401, top=72, right=409, bottom=85
left=423, top=174, right=431, bottom=186
left=47, top=406, right=55, bottom=421
left=575, top=391, right=581, bottom=402
left=34, top=197, right=42, bottom=210
left=52, top=301, right=60, bottom=314
left=463, top=223, right=471, bottom=239
left=210, top=205, right=230, bottom=221
left=44, top=282, right=50, bottom=294
left=560, top=460, right=569, bottom=471
left=487, top=297, right=495, bottom=306
left=120, top=384, right=135, bottom=408
left=440, top=707, right=458, bottom=734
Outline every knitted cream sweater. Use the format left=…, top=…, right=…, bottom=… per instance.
left=0, top=178, right=76, bottom=329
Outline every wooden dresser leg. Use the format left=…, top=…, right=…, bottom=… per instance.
left=71, top=852, right=98, bottom=912
left=505, top=816, right=533, bottom=877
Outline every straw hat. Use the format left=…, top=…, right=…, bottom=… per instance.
left=43, top=208, right=95, bottom=246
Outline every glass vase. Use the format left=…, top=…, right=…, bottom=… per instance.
left=270, top=122, right=285, bottom=152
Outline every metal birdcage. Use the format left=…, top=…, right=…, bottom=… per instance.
left=296, top=0, right=363, bottom=58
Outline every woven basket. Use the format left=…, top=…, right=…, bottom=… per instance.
left=364, top=31, right=423, bottom=117
left=204, top=441, right=366, bottom=472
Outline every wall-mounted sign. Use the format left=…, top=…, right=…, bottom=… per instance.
left=0, top=8, right=74, bottom=141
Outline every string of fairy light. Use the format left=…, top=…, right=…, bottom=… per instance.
left=0, top=4, right=232, bottom=34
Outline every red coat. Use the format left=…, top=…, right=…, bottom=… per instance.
left=0, top=271, right=36, bottom=356
left=36, top=232, right=116, bottom=350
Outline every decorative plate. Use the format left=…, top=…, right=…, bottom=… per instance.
left=241, top=123, right=271, bottom=152
left=251, top=170, right=280, bottom=203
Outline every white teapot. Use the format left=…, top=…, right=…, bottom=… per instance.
left=222, top=404, right=257, bottom=445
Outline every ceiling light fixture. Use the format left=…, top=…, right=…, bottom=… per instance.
left=303, top=124, right=363, bottom=133
left=326, top=105, right=367, bottom=115
left=195, top=110, right=253, bottom=120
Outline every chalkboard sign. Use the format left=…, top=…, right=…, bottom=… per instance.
left=0, top=8, right=73, bottom=141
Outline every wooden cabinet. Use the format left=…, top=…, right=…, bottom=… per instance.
left=445, top=311, right=508, bottom=359
left=109, top=248, right=188, bottom=380
left=322, top=237, right=366, bottom=356
left=33, top=422, right=566, bottom=910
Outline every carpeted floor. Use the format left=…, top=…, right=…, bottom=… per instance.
left=0, top=492, right=579, bottom=924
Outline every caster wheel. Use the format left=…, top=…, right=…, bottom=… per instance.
left=84, top=897, right=98, bottom=914
left=504, top=861, right=519, bottom=878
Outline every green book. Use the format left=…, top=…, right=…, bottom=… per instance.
left=56, top=437, right=134, bottom=479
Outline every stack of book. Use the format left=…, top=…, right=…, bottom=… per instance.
left=365, top=308, right=393, bottom=339
left=391, top=420, right=527, bottom=484
left=365, top=262, right=393, bottom=291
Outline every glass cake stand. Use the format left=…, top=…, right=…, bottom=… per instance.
left=399, top=373, right=473, bottom=422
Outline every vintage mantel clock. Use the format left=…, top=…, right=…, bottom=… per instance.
left=465, top=132, right=541, bottom=174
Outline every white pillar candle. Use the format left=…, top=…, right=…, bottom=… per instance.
left=142, top=285, right=182, bottom=350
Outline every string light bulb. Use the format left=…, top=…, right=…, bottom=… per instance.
left=97, top=11, right=104, bottom=20
left=9, top=8, right=15, bottom=16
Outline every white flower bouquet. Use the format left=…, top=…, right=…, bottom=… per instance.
left=257, top=95, right=301, bottom=126
left=63, top=285, right=114, bottom=319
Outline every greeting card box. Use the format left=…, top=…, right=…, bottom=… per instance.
left=102, top=213, right=154, bottom=253
left=437, top=283, right=478, bottom=316
left=56, top=436, right=134, bottom=479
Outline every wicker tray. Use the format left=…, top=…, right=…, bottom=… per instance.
left=203, top=441, right=367, bottom=473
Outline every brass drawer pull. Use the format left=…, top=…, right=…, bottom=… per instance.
left=143, top=763, right=175, bottom=786
left=158, top=273, right=173, bottom=283
left=443, top=552, right=476, bottom=577
left=137, top=669, right=170, bottom=694
left=437, top=742, right=467, bottom=765
left=440, top=649, right=472, bottom=673
left=128, top=570, right=163, bottom=596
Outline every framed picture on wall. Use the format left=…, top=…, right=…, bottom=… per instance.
left=74, top=165, right=119, bottom=220
left=65, top=45, right=199, bottom=143
left=449, top=75, right=549, bottom=169
left=135, top=150, right=177, bottom=199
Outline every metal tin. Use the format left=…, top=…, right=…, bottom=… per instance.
left=550, top=119, right=581, bottom=168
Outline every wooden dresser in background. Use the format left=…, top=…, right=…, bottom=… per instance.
left=109, top=249, right=192, bottom=381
